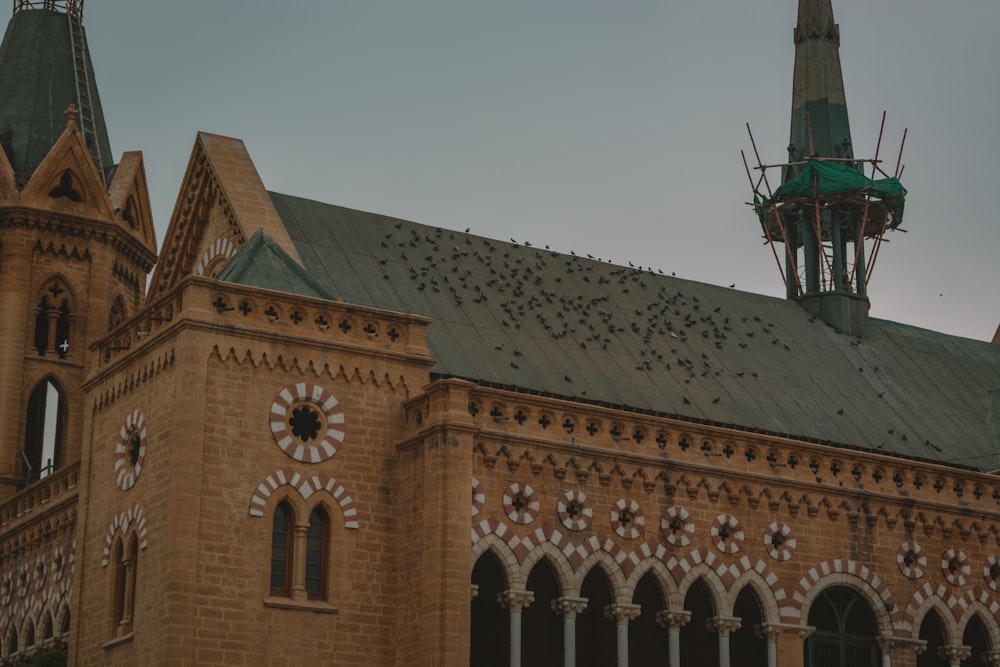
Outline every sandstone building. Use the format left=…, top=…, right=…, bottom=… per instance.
left=1, top=1, right=1000, bottom=666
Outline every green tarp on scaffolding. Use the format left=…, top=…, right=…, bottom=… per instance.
left=759, top=159, right=906, bottom=225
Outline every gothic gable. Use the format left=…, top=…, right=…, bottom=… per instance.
left=19, top=113, right=114, bottom=221
left=148, top=132, right=301, bottom=298
left=107, top=151, right=157, bottom=254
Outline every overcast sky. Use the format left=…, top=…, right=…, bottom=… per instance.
left=79, top=1, right=999, bottom=341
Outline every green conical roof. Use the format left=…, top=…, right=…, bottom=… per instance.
left=0, top=8, right=113, bottom=181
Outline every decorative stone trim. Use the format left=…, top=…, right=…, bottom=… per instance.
left=611, top=498, right=644, bottom=539
left=711, top=514, right=744, bottom=554
left=897, top=542, right=926, bottom=580
left=100, top=504, right=149, bottom=567
left=14, top=564, right=28, bottom=599
left=661, top=506, right=694, bottom=547
left=557, top=490, right=592, bottom=531
left=195, top=237, right=237, bottom=276
left=247, top=467, right=360, bottom=528
left=472, top=477, right=485, bottom=517
left=503, top=483, right=539, bottom=525
left=113, top=409, right=147, bottom=491
left=941, top=548, right=970, bottom=586
left=764, top=522, right=796, bottom=561
left=984, top=556, right=1000, bottom=592
left=270, top=383, right=346, bottom=463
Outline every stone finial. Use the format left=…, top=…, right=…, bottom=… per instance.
left=64, top=104, right=79, bottom=128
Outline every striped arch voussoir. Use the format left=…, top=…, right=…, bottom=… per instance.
left=902, top=581, right=962, bottom=633
left=195, top=237, right=236, bottom=276
left=100, top=504, right=149, bottom=567
left=791, top=559, right=902, bottom=625
left=247, top=467, right=359, bottom=529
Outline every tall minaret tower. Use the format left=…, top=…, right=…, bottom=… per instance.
left=748, top=0, right=905, bottom=336
left=0, top=1, right=157, bottom=499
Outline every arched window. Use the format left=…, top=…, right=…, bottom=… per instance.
left=270, top=501, right=294, bottom=597
left=33, top=280, right=72, bottom=358
left=40, top=612, right=53, bottom=643
left=805, top=586, right=879, bottom=667
left=471, top=550, right=509, bottom=667
left=681, top=578, right=719, bottom=667
left=110, top=534, right=139, bottom=638
left=523, top=558, right=562, bottom=667
left=630, top=571, right=668, bottom=667
left=22, top=619, right=34, bottom=649
left=305, top=507, right=328, bottom=600
left=22, top=378, right=66, bottom=483
left=731, top=586, right=768, bottom=667
left=577, top=566, right=616, bottom=667
left=5, top=622, right=18, bottom=656
left=917, top=609, right=946, bottom=667
left=109, top=295, right=127, bottom=330
left=962, top=615, right=991, bottom=667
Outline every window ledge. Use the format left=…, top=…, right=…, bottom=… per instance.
left=102, top=632, right=134, bottom=650
left=263, top=597, right=339, bottom=615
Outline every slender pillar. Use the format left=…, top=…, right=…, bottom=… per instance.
left=499, top=589, right=534, bottom=667
left=291, top=523, right=308, bottom=600
left=552, top=597, right=587, bottom=667
left=605, top=604, right=642, bottom=667
left=656, top=611, right=691, bottom=667
left=707, top=617, right=741, bottom=667
left=756, top=623, right=781, bottom=667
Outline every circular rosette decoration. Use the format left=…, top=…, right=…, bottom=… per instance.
left=941, top=548, right=970, bottom=586
left=557, top=490, right=592, bottom=531
left=270, top=383, right=345, bottom=463
left=472, top=477, right=485, bottom=517
left=503, top=483, right=539, bottom=524
left=897, top=542, right=926, bottom=580
left=984, top=556, right=1000, bottom=592
left=611, top=498, right=644, bottom=539
left=711, top=514, right=744, bottom=554
left=114, top=410, right=147, bottom=491
left=764, top=522, right=796, bottom=561
left=661, top=506, right=694, bottom=547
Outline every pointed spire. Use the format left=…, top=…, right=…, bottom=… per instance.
left=785, top=0, right=854, bottom=182
left=0, top=3, right=113, bottom=183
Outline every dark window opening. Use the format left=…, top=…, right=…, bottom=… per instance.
left=805, top=586, right=879, bottom=667
left=22, top=379, right=66, bottom=485
left=48, top=170, right=83, bottom=202
left=305, top=507, right=328, bottom=600
left=270, top=501, right=293, bottom=596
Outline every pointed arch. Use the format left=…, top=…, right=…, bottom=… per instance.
left=247, top=467, right=359, bottom=529
left=22, top=375, right=68, bottom=481
left=471, top=548, right=510, bottom=667
left=791, top=559, right=898, bottom=633
left=916, top=607, right=949, bottom=667
left=270, top=499, right=294, bottom=597
left=518, top=538, right=574, bottom=595
left=109, top=294, right=128, bottom=330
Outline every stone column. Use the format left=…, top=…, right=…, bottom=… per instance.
left=605, top=604, right=642, bottom=667
left=707, top=616, right=741, bottom=667
left=656, top=610, right=691, bottom=667
left=876, top=636, right=895, bottom=667
left=985, top=649, right=1000, bottom=667
left=499, top=589, right=534, bottom=667
left=552, top=596, right=588, bottom=667
left=755, top=623, right=781, bottom=667
left=938, top=645, right=972, bottom=667
left=291, top=523, right=308, bottom=600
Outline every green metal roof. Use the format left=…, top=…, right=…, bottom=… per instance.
left=217, top=228, right=333, bottom=301
left=270, top=191, right=1000, bottom=471
left=0, top=8, right=113, bottom=179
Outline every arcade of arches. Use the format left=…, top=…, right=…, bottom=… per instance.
left=471, top=549, right=1000, bottom=667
